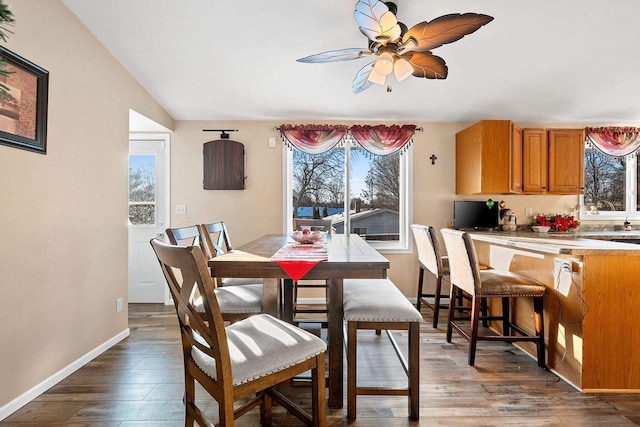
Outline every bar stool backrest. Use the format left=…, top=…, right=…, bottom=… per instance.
left=440, top=229, right=481, bottom=296
left=411, top=224, right=444, bottom=275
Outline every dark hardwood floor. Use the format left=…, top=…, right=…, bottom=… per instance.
left=2, top=303, right=639, bottom=426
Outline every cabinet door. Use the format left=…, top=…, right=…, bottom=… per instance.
left=455, top=120, right=514, bottom=194
left=203, top=139, right=245, bottom=190
left=523, top=129, right=548, bottom=193
left=511, top=124, right=523, bottom=193
left=548, top=129, right=585, bottom=194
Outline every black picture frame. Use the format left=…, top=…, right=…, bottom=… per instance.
left=0, top=46, right=49, bottom=154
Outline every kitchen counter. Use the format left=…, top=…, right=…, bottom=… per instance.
left=468, top=231, right=640, bottom=255
left=468, top=232, right=640, bottom=392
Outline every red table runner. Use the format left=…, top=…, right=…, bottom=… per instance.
left=270, top=243, right=328, bottom=281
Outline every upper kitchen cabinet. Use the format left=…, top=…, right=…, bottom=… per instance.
left=456, top=120, right=523, bottom=194
left=548, top=129, right=585, bottom=194
left=522, top=129, right=548, bottom=192
left=522, top=128, right=585, bottom=194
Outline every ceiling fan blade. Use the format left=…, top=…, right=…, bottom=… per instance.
left=399, top=13, right=494, bottom=54
left=352, top=62, right=376, bottom=94
left=406, top=52, right=448, bottom=79
left=355, top=0, right=401, bottom=44
left=297, top=48, right=368, bottom=63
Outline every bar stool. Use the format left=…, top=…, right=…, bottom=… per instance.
left=411, top=224, right=450, bottom=328
left=440, top=228, right=546, bottom=367
left=343, top=278, right=422, bottom=421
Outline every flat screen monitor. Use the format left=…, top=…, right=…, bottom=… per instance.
left=453, top=201, right=500, bottom=231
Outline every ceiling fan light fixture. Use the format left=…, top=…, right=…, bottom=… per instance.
left=367, top=68, right=387, bottom=85
left=373, top=52, right=394, bottom=76
left=393, top=57, right=413, bottom=81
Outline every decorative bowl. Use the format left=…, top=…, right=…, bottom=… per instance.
left=291, top=231, right=325, bottom=244
left=531, top=226, right=550, bottom=233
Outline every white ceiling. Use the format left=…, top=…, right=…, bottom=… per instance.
left=62, top=0, right=640, bottom=124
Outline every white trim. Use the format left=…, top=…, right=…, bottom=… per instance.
left=0, top=328, right=130, bottom=421
left=129, top=133, right=172, bottom=305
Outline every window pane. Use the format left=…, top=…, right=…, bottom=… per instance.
left=129, top=154, right=156, bottom=225
left=351, top=147, right=400, bottom=242
left=583, top=148, right=626, bottom=211
left=292, top=149, right=345, bottom=222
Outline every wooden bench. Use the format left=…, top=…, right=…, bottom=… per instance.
left=343, top=278, right=422, bottom=421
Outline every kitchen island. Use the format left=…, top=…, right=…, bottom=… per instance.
left=468, top=231, right=640, bottom=392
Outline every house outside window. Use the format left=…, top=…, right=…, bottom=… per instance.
left=285, top=140, right=412, bottom=252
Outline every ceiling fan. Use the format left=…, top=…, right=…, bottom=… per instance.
left=297, top=0, right=493, bottom=93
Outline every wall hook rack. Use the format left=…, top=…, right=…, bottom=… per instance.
left=203, top=129, right=238, bottom=139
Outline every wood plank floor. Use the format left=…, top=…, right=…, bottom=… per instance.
left=2, top=303, right=640, bottom=426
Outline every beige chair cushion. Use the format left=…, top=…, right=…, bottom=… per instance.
left=192, top=284, right=263, bottom=314
left=215, top=283, right=263, bottom=313
left=192, top=314, right=327, bottom=385
left=343, top=278, right=423, bottom=322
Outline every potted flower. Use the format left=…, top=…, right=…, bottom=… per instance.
left=535, top=214, right=580, bottom=232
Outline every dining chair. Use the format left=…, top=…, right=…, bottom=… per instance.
left=166, top=225, right=263, bottom=323
left=291, top=218, right=333, bottom=325
left=410, top=224, right=450, bottom=328
left=150, top=239, right=327, bottom=427
left=198, top=221, right=265, bottom=287
left=440, top=228, right=546, bottom=367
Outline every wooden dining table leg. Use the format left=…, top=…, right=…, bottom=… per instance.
left=327, top=277, right=343, bottom=409
left=263, top=278, right=280, bottom=318
left=282, top=278, right=294, bottom=323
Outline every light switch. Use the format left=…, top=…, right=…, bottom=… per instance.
left=176, top=204, right=187, bottom=215
left=268, top=136, right=276, bottom=148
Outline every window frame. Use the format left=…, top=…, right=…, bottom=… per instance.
left=283, top=143, right=413, bottom=253
left=580, top=148, right=638, bottom=221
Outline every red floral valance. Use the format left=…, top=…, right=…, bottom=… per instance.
left=279, top=124, right=348, bottom=155
left=279, top=124, right=417, bottom=156
left=350, top=124, right=416, bottom=156
left=585, top=127, right=640, bottom=157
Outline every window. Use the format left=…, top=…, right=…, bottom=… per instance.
left=128, top=154, right=157, bottom=225
left=582, top=147, right=638, bottom=219
left=285, top=140, right=412, bottom=252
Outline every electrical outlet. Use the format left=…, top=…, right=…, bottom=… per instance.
left=525, top=207, right=533, bottom=217
left=116, top=297, right=123, bottom=313
left=176, top=204, right=187, bottom=215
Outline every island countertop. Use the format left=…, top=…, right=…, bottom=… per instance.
left=468, top=231, right=640, bottom=392
left=467, top=231, right=640, bottom=255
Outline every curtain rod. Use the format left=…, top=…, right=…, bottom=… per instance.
left=274, top=126, right=423, bottom=132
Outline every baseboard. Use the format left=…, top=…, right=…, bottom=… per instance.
left=0, top=328, right=130, bottom=421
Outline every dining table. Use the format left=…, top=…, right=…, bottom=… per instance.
left=208, top=233, right=390, bottom=408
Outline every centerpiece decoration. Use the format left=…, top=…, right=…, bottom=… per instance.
left=535, top=214, right=580, bottom=232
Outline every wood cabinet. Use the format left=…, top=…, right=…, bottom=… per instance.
left=522, top=129, right=548, bottom=192
left=203, top=139, right=245, bottom=190
left=473, top=237, right=640, bottom=392
left=548, top=129, right=585, bottom=193
left=455, top=120, right=523, bottom=194
left=456, top=120, right=585, bottom=195
left=522, top=128, right=585, bottom=194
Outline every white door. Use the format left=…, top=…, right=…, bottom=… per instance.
left=128, top=135, right=170, bottom=303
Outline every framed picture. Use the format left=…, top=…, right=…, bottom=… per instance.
left=0, top=46, right=48, bottom=154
